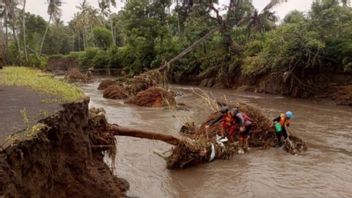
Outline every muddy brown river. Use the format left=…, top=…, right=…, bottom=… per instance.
left=80, top=80, right=352, bottom=198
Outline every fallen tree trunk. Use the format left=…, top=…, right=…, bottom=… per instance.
left=108, top=125, right=180, bottom=146
left=107, top=124, right=236, bottom=169
left=159, top=27, right=220, bottom=71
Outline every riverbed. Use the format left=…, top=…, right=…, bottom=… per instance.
left=80, top=80, right=352, bottom=198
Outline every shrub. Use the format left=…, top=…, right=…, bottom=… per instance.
left=93, top=50, right=110, bottom=69
left=92, top=27, right=113, bottom=49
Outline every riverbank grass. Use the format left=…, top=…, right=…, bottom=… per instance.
left=0, top=66, right=84, bottom=103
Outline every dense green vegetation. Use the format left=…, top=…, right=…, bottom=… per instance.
left=0, top=0, right=351, bottom=88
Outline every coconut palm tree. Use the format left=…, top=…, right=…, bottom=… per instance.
left=1, top=0, right=22, bottom=64
left=39, top=0, right=62, bottom=55
left=21, top=0, right=28, bottom=62
left=0, top=0, right=5, bottom=65
left=73, top=0, right=102, bottom=49
left=244, top=0, right=287, bottom=35
left=341, top=0, right=350, bottom=6
left=98, top=0, right=116, bottom=45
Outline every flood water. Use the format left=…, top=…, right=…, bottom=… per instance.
left=80, top=79, right=352, bottom=198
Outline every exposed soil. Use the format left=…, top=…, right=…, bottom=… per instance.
left=47, top=56, right=79, bottom=75
left=0, top=91, right=129, bottom=197
left=170, top=68, right=352, bottom=107
left=65, top=67, right=92, bottom=83
left=330, top=85, right=352, bottom=106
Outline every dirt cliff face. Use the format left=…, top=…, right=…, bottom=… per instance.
left=0, top=98, right=129, bottom=197
left=46, top=56, right=79, bottom=75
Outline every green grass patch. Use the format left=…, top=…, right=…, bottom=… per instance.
left=0, top=66, right=84, bottom=103
left=3, top=123, right=49, bottom=147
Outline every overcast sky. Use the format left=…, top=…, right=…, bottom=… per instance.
left=26, top=0, right=314, bottom=23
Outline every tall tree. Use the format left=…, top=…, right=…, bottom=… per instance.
left=4, top=0, right=21, bottom=64
left=0, top=0, right=5, bottom=65
left=73, top=0, right=101, bottom=49
left=21, top=0, right=28, bottom=62
left=39, top=0, right=62, bottom=55
left=244, top=0, right=288, bottom=35
left=98, top=0, right=116, bottom=45
left=3, top=0, right=9, bottom=64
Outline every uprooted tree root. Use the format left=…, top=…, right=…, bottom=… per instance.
left=166, top=139, right=238, bottom=169
left=97, top=70, right=176, bottom=107
left=123, top=70, right=163, bottom=95
left=98, top=79, right=116, bottom=90
left=103, top=85, right=129, bottom=100
left=65, top=68, right=92, bottom=83
left=125, top=87, right=176, bottom=107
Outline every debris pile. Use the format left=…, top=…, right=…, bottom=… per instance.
left=98, top=70, right=175, bottom=107
left=103, top=85, right=129, bottom=99
left=123, top=70, right=162, bottom=95
left=126, top=87, right=176, bottom=107
left=195, top=103, right=275, bottom=147
left=65, top=68, right=91, bottom=83
left=97, top=79, right=115, bottom=90
left=167, top=102, right=307, bottom=168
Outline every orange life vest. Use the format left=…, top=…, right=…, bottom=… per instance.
left=279, top=113, right=290, bottom=127
left=222, top=114, right=234, bottom=126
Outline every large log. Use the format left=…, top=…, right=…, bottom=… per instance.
left=108, top=125, right=181, bottom=146
left=107, top=124, right=236, bottom=169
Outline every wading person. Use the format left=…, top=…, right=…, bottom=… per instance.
left=205, top=106, right=233, bottom=142
left=273, top=111, right=293, bottom=147
left=232, top=108, right=253, bottom=154
left=205, top=107, right=253, bottom=154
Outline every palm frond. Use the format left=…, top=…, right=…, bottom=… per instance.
left=263, top=0, right=287, bottom=11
